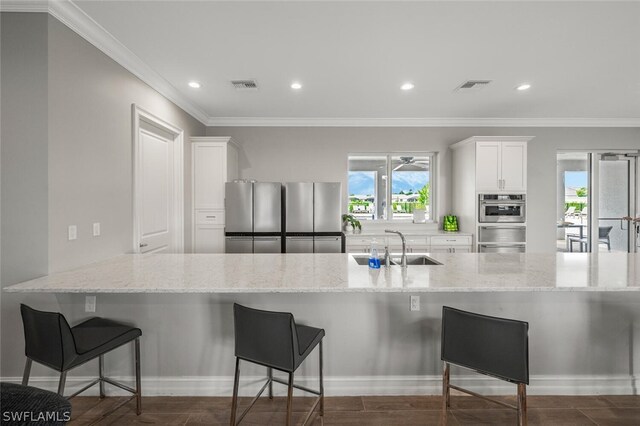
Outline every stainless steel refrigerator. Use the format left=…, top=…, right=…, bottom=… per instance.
left=284, top=182, right=343, bottom=253
left=225, top=182, right=282, bottom=253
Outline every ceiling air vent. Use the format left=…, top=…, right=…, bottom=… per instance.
left=455, top=80, right=492, bottom=92
left=231, top=79, right=258, bottom=90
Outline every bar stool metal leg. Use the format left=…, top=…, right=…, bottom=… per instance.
left=99, top=355, right=105, bottom=398
left=22, top=359, right=32, bottom=386
left=230, top=358, right=240, bottom=426
left=319, top=340, right=324, bottom=416
left=267, top=367, right=273, bottom=399
left=442, top=362, right=450, bottom=425
left=286, top=372, right=294, bottom=426
left=135, top=338, right=142, bottom=415
left=58, top=371, right=67, bottom=396
left=517, top=383, right=527, bottom=426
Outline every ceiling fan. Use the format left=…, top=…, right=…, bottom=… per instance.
left=393, top=156, right=428, bottom=171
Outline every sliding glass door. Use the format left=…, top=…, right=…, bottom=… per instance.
left=594, top=154, right=637, bottom=253
left=557, top=151, right=638, bottom=253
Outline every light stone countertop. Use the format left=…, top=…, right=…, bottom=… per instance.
left=3, top=253, right=639, bottom=293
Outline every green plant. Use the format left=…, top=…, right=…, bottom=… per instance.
left=565, top=201, right=587, bottom=212
left=418, top=183, right=430, bottom=207
left=342, top=214, right=361, bottom=230
left=575, top=187, right=587, bottom=197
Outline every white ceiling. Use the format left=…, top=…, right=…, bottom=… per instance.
left=70, top=1, right=640, bottom=124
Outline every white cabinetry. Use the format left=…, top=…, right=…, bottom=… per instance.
left=451, top=136, right=533, bottom=252
left=191, top=137, right=238, bottom=253
left=476, top=141, right=527, bottom=192
left=429, top=235, right=472, bottom=253
left=346, top=234, right=472, bottom=254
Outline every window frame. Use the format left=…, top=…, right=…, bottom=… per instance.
left=347, top=152, right=437, bottom=223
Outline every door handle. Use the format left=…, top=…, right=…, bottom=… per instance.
left=139, top=243, right=148, bottom=248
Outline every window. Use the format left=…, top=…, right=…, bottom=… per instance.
left=348, top=153, right=435, bottom=221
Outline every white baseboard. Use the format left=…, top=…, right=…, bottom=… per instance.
left=3, top=374, right=638, bottom=397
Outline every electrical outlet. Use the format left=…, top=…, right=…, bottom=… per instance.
left=85, top=295, right=96, bottom=313
left=410, top=295, right=420, bottom=311
left=68, top=225, right=77, bottom=241
left=93, top=222, right=101, bottom=237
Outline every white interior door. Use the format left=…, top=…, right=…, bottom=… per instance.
left=138, top=125, right=174, bottom=253
left=133, top=105, right=184, bottom=254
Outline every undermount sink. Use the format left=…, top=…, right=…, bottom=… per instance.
left=352, top=255, right=442, bottom=266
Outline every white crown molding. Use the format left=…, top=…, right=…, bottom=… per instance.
left=4, top=374, right=638, bottom=397
left=1, top=0, right=209, bottom=125
left=0, top=0, right=48, bottom=13
left=207, top=116, right=640, bottom=127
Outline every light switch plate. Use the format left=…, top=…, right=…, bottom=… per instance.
left=93, top=222, right=101, bottom=237
left=68, top=225, right=77, bottom=241
left=85, top=295, right=96, bottom=313
left=410, top=295, right=420, bottom=311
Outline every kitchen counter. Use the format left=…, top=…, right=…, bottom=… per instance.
left=4, top=253, right=639, bottom=293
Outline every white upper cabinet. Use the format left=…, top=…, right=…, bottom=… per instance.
left=476, top=142, right=502, bottom=191
left=500, top=142, right=527, bottom=191
left=475, top=140, right=527, bottom=192
left=193, top=143, right=226, bottom=210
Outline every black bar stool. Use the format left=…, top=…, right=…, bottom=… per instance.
left=20, top=304, right=142, bottom=416
left=1, top=382, right=72, bottom=425
left=230, top=304, right=325, bottom=426
left=441, top=306, right=529, bottom=426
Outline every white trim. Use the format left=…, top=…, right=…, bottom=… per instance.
left=0, top=0, right=48, bottom=12
left=207, top=117, right=640, bottom=128
left=6, top=374, right=638, bottom=397
left=132, top=104, right=184, bottom=254
left=0, top=0, right=209, bottom=125
left=450, top=135, right=535, bottom=150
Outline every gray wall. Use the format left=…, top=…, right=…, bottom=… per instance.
left=1, top=13, right=639, bottom=395
left=47, top=16, right=205, bottom=271
left=207, top=126, right=640, bottom=252
left=1, top=12, right=51, bottom=377
left=1, top=13, right=205, bottom=377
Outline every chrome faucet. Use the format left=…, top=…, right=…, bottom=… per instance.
left=383, top=245, right=391, bottom=267
left=385, top=230, right=407, bottom=268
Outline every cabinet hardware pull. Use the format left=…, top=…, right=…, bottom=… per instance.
left=206, top=216, right=216, bottom=218
left=139, top=243, right=148, bottom=247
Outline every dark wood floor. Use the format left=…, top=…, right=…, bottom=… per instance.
left=69, top=395, right=640, bottom=425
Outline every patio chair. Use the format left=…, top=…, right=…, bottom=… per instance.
left=579, top=207, right=588, bottom=223
left=564, top=206, right=576, bottom=219
left=568, top=226, right=613, bottom=252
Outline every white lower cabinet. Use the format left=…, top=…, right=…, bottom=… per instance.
left=346, top=234, right=473, bottom=254
left=428, top=235, right=472, bottom=253
left=194, top=225, right=225, bottom=253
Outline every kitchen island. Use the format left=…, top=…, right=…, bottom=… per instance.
left=4, top=253, right=639, bottom=293
left=3, top=253, right=639, bottom=398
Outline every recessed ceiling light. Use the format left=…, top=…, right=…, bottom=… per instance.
left=188, top=81, right=201, bottom=89
left=291, top=82, right=302, bottom=90
left=401, top=82, right=415, bottom=91
left=516, top=83, right=531, bottom=91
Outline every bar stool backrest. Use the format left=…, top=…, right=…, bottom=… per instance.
left=233, top=304, right=299, bottom=371
left=20, top=304, right=77, bottom=371
left=441, top=306, right=529, bottom=384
